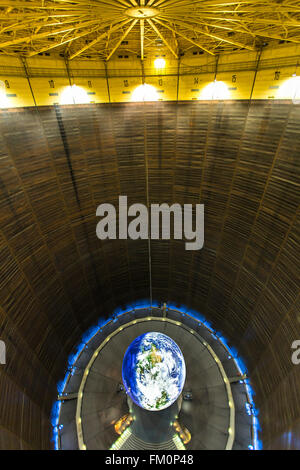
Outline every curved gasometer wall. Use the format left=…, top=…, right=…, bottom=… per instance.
left=0, top=101, right=298, bottom=449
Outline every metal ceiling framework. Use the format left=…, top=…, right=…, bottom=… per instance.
left=0, top=1, right=299, bottom=60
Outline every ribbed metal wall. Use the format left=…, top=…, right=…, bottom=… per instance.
left=0, top=100, right=299, bottom=449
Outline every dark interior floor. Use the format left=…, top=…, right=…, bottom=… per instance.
left=58, top=307, right=253, bottom=450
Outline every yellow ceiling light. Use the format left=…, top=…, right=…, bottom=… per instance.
left=60, top=85, right=89, bottom=105
left=199, top=81, right=230, bottom=100
left=154, top=58, right=166, bottom=69
left=0, top=1, right=299, bottom=60
left=131, top=84, right=158, bottom=102
left=0, top=81, right=9, bottom=108
left=278, top=75, right=300, bottom=100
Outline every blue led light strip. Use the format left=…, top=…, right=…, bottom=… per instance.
left=52, top=302, right=261, bottom=450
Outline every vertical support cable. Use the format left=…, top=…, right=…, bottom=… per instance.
left=104, top=61, right=111, bottom=103
left=214, top=54, right=219, bottom=81
left=249, top=47, right=263, bottom=101
left=140, top=0, right=150, bottom=306
left=140, top=18, right=144, bottom=62
left=143, top=104, right=152, bottom=308
left=141, top=59, right=145, bottom=85
left=64, top=56, right=73, bottom=87
left=64, top=56, right=76, bottom=104
left=20, top=56, right=37, bottom=107
left=176, top=56, right=180, bottom=101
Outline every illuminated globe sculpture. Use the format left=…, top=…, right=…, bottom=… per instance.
left=122, top=332, right=186, bottom=411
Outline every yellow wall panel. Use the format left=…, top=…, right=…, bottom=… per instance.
left=216, top=71, right=255, bottom=100
left=30, top=77, right=69, bottom=106
left=0, top=43, right=299, bottom=106
left=0, top=76, right=34, bottom=108
left=179, top=72, right=215, bottom=101
left=146, top=75, right=178, bottom=101
left=108, top=76, right=142, bottom=102
left=66, top=77, right=109, bottom=103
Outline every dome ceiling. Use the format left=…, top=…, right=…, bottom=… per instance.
left=0, top=0, right=300, bottom=59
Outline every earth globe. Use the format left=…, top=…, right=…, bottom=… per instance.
left=122, top=332, right=186, bottom=411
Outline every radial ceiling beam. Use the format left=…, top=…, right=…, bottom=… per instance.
left=106, top=19, right=138, bottom=60
left=105, top=23, right=113, bottom=56
left=252, top=29, right=300, bottom=43
left=141, top=0, right=146, bottom=60
left=162, top=3, right=300, bottom=13
left=192, top=15, right=300, bottom=27
left=154, top=0, right=186, bottom=7
left=140, top=19, right=145, bottom=60
left=26, top=24, right=104, bottom=56
left=0, top=0, right=299, bottom=58
left=0, top=13, right=84, bottom=20
left=0, top=16, right=95, bottom=35
left=0, top=0, right=120, bottom=9
left=0, top=17, right=46, bottom=34
left=98, top=0, right=130, bottom=8
left=165, top=14, right=300, bottom=41
left=114, top=0, right=133, bottom=7
left=77, top=0, right=124, bottom=9
left=51, top=0, right=125, bottom=10
left=159, top=15, right=253, bottom=36
left=163, top=17, right=255, bottom=50
left=0, top=19, right=102, bottom=48
left=172, top=29, right=179, bottom=54
left=69, top=18, right=132, bottom=59
left=160, top=0, right=274, bottom=8
left=147, top=18, right=178, bottom=58
left=153, top=17, right=215, bottom=55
